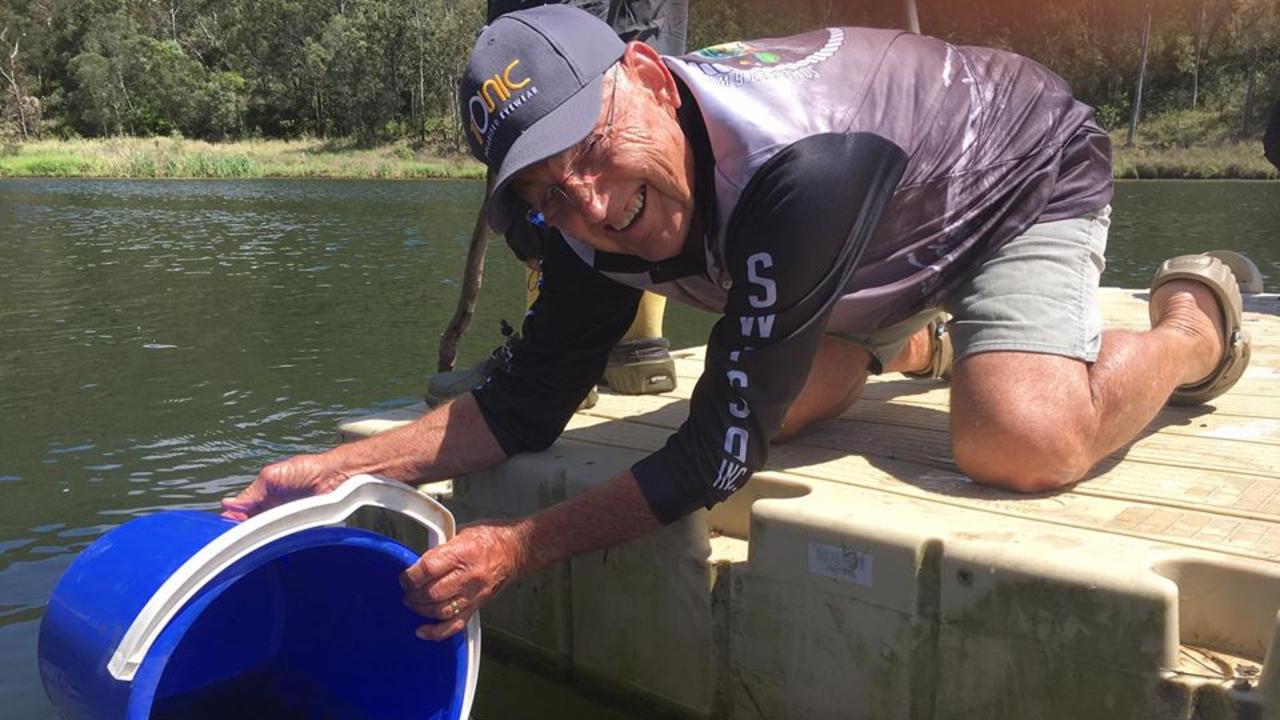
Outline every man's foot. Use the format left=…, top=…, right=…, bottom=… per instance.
left=1149, top=254, right=1253, bottom=405
left=1149, top=281, right=1224, bottom=387
left=601, top=337, right=677, bottom=394
left=425, top=356, right=499, bottom=406
left=427, top=320, right=600, bottom=409
left=427, top=355, right=599, bottom=408
left=427, top=321, right=516, bottom=406
left=902, top=313, right=953, bottom=380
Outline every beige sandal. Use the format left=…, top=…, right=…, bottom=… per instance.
left=1205, top=250, right=1265, bottom=294
left=905, top=312, right=953, bottom=381
left=1149, top=253, right=1254, bottom=406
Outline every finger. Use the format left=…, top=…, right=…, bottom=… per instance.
left=220, top=509, right=248, bottom=522
left=405, top=570, right=466, bottom=607
left=403, top=594, right=453, bottom=619
left=405, top=594, right=467, bottom=621
left=222, top=482, right=266, bottom=516
left=415, top=611, right=472, bottom=642
left=400, top=546, right=455, bottom=591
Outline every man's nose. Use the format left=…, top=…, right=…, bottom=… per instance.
left=564, top=176, right=610, bottom=225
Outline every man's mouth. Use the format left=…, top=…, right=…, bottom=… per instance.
left=607, top=185, right=646, bottom=232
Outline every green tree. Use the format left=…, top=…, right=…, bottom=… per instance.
left=195, top=70, right=246, bottom=139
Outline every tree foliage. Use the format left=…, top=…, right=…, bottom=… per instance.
left=686, top=0, right=1280, bottom=142
left=0, top=0, right=1276, bottom=145
left=1, top=0, right=481, bottom=145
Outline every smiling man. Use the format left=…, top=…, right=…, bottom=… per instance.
left=224, top=5, right=1254, bottom=640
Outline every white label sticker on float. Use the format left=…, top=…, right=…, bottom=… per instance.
left=807, top=542, right=874, bottom=587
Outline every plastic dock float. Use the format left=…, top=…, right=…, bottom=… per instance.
left=341, top=287, right=1280, bottom=720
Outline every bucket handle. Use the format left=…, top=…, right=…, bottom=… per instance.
left=107, top=474, right=479, bottom=695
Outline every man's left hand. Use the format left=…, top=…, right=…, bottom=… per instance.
left=400, top=520, right=528, bottom=641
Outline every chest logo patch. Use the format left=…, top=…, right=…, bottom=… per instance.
left=686, top=28, right=844, bottom=84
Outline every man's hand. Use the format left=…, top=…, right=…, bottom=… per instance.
left=399, top=472, right=662, bottom=641
left=400, top=520, right=528, bottom=641
left=221, top=393, right=507, bottom=522
left=220, top=453, right=350, bottom=521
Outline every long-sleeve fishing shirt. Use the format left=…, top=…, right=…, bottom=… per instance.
left=473, top=26, right=1113, bottom=524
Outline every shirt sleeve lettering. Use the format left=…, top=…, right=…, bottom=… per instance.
left=631, top=132, right=908, bottom=524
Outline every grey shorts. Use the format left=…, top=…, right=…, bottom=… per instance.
left=837, top=205, right=1111, bottom=371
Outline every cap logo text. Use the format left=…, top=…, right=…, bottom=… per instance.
left=469, top=59, right=534, bottom=152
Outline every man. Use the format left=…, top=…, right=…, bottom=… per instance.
left=427, top=0, right=689, bottom=404
left=223, top=6, right=1253, bottom=642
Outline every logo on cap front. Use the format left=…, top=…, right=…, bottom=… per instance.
left=467, top=59, right=539, bottom=157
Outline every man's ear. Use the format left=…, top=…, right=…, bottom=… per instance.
left=620, top=41, right=681, bottom=112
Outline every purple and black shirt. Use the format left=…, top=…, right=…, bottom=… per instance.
left=474, top=27, right=1114, bottom=524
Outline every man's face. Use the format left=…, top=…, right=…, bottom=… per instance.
left=512, top=45, right=695, bottom=262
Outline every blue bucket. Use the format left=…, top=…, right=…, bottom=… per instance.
left=38, top=476, right=480, bottom=720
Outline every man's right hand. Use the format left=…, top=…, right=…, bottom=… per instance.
left=219, top=393, right=507, bottom=522
left=220, top=453, right=350, bottom=521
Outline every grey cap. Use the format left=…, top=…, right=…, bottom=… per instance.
left=459, top=5, right=625, bottom=233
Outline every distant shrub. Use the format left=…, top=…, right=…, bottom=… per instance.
left=1094, top=104, right=1126, bottom=132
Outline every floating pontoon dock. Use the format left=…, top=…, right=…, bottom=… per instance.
left=342, top=287, right=1280, bottom=720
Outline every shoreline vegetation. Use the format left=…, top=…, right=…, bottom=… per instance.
left=0, top=134, right=1275, bottom=181
left=0, top=138, right=486, bottom=180
left=2, top=0, right=1276, bottom=183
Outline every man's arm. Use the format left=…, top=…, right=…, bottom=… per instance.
left=632, top=132, right=907, bottom=523
left=221, top=393, right=506, bottom=519
left=401, top=469, right=659, bottom=640
left=399, top=133, right=907, bottom=641
left=224, top=229, right=642, bottom=519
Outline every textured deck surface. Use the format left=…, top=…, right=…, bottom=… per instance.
left=565, top=288, right=1280, bottom=564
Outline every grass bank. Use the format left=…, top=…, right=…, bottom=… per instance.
left=1112, top=140, right=1277, bottom=179
left=1109, top=109, right=1278, bottom=179
left=0, top=137, right=485, bottom=180
left=0, top=134, right=1275, bottom=181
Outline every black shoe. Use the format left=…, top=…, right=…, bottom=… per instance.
left=425, top=321, right=517, bottom=406
left=427, top=321, right=601, bottom=408
left=601, top=338, right=677, bottom=394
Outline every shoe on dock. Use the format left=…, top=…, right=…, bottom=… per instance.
left=1150, top=252, right=1256, bottom=406
left=601, top=337, right=677, bottom=394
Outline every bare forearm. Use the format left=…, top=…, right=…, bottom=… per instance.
left=400, top=467, right=666, bottom=641
left=507, top=470, right=662, bottom=575
left=323, top=392, right=507, bottom=484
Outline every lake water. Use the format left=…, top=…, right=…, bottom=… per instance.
left=2, top=178, right=1278, bottom=717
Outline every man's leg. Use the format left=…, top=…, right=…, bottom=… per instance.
left=775, top=323, right=938, bottom=442
left=622, top=292, right=666, bottom=342
left=946, top=207, right=1231, bottom=492
left=950, top=283, right=1223, bottom=492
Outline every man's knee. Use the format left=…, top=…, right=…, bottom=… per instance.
left=775, top=378, right=862, bottom=443
left=949, top=352, right=1100, bottom=493
left=774, top=336, right=871, bottom=443
left=951, top=400, right=1095, bottom=493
